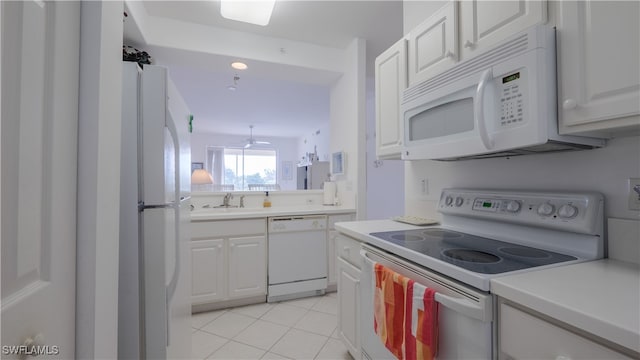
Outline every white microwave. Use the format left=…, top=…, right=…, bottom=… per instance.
left=401, top=25, right=605, bottom=161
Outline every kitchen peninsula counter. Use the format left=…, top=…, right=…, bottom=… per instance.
left=492, top=259, right=640, bottom=355
left=190, top=205, right=356, bottom=221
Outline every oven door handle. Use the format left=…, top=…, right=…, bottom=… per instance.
left=362, top=249, right=491, bottom=322
left=434, top=293, right=491, bottom=322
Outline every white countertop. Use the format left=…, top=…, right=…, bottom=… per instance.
left=334, top=219, right=426, bottom=241
left=491, top=259, right=640, bottom=354
left=190, top=205, right=356, bottom=221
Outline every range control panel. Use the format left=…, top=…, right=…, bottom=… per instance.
left=438, top=189, right=603, bottom=235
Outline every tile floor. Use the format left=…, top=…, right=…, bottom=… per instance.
left=191, top=292, right=352, bottom=360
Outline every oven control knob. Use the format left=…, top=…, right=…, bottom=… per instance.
left=505, top=200, right=521, bottom=213
left=558, top=204, right=578, bottom=219
left=537, top=203, right=555, bottom=216
left=455, top=197, right=464, bottom=207
left=445, top=196, right=453, bottom=206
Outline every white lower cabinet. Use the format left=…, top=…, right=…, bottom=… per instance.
left=191, top=239, right=225, bottom=304
left=190, top=219, right=267, bottom=307
left=228, top=235, right=266, bottom=299
left=337, top=257, right=361, bottom=359
left=336, top=233, right=363, bottom=359
left=499, top=301, right=634, bottom=359
left=328, top=213, right=356, bottom=289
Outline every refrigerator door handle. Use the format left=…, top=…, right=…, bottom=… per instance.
left=164, top=113, right=181, bottom=346
left=141, top=203, right=177, bottom=210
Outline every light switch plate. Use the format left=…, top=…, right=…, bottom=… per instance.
left=628, top=178, right=640, bottom=210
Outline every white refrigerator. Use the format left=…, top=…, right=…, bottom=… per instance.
left=119, top=62, right=192, bottom=359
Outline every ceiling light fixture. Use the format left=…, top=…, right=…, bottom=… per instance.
left=227, top=74, right=240, bottom=91
left=220, top=0, right=276, bottom=26
left=231, top=61, right=248, bottom=70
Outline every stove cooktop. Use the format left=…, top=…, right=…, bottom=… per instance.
left=369, top=228, right=577, bottom=275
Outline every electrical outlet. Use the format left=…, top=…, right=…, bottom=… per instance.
left=628, top=178, right=640, bottom=210
left=421, top=178, right=429, bottom=195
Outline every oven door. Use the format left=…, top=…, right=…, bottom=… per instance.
left=360, top=245, right=495, bottom=360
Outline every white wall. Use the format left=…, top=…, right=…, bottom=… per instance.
left=405, top=136, right=640, bottom=221
left=76, top=1, right=123, bottom=357
left=329, top=38, right=366, bottom=213
left=297, top=122, right=331, bottom=163
left=191, top=131, right=299, bottom=190
left=366, top=77, right=405, bottom=219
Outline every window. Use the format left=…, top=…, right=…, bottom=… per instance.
left=207, top=146, right=277, bottom=191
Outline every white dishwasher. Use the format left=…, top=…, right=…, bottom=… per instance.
left=268, top=215, right=328, bottom=302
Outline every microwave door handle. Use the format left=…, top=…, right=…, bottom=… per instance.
left=475, top=68, right=495, bottom=150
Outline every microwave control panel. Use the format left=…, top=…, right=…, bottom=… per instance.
left=499, top=71, right=525, bottom=127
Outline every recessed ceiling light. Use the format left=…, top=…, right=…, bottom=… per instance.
left=220, top=0, right=276, bottom=26
left=231, top=61, right=248, bottom=70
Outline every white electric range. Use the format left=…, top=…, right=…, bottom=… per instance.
left=358, top=189, right=604, bottom=359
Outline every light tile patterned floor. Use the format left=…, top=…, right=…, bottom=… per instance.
left=191, top=292, right=352, bottom=360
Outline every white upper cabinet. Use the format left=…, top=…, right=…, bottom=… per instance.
left=460, top=0, right=547, bottom=60
left=407, top=1, right=458, bottom=86
left=375, top=38, right=407, bottom=159
left=557, top=1, right=640, bottom=136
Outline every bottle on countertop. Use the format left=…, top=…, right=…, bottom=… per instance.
left=263, top=191, right=272, bottom=208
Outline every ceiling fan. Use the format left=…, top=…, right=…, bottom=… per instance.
left=243, top=125, right=271, bottom=148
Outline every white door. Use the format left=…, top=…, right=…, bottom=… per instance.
left=337, top=257, right=361, bottom=359
left=557, top=0, right=640, bottom=134
left=1, top=1, right=79, bottom=357
left=228, top=235, right=266, bottom=299
left=460, top=0, right=547, bottom=60
left=408, top=1, right=458, bottom=86
left=191, top=239, right=226, bottom=304
left=375, top=38, right=407, bottom=159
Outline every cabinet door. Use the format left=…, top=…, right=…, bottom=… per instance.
left=375, top=38, right=407, bottom=159
left=191, top=239, right=226, bottom=304
left=407, top=1, right=458, bottom=86
left=228, top=235, right=266, bottom=299
left=499, top=302, right=633, bottom=359
left=337, top=257, right=361, bottom=359
left=460, top=0, right=546, bottom=60
left=327, top=230, right=338, bottom=287
left=557, top=1, right=640, bottom=135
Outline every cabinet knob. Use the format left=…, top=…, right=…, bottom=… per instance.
left=463, top=40, right=475, bottom=49
left=563, top=99, right=578, bottom=110
left=445, top=50, right=454, bottom=58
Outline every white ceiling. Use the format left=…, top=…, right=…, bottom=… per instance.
left=123, top=1, right=403, bottom=138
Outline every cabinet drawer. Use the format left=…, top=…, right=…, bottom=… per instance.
left=499, top=303, right=632, bottom=359
left=191, top=219, right=266, bottom=240
left=336, top=234, right=362, bottom=269
left=328, top=213, right=355, bottom=230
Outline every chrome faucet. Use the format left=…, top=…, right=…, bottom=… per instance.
left=239, top=195, right=245, bottom=208
left=223, top=193, right=233, bottom=207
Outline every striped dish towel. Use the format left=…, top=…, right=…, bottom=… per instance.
left=373, top=263, right=438, bottom=360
